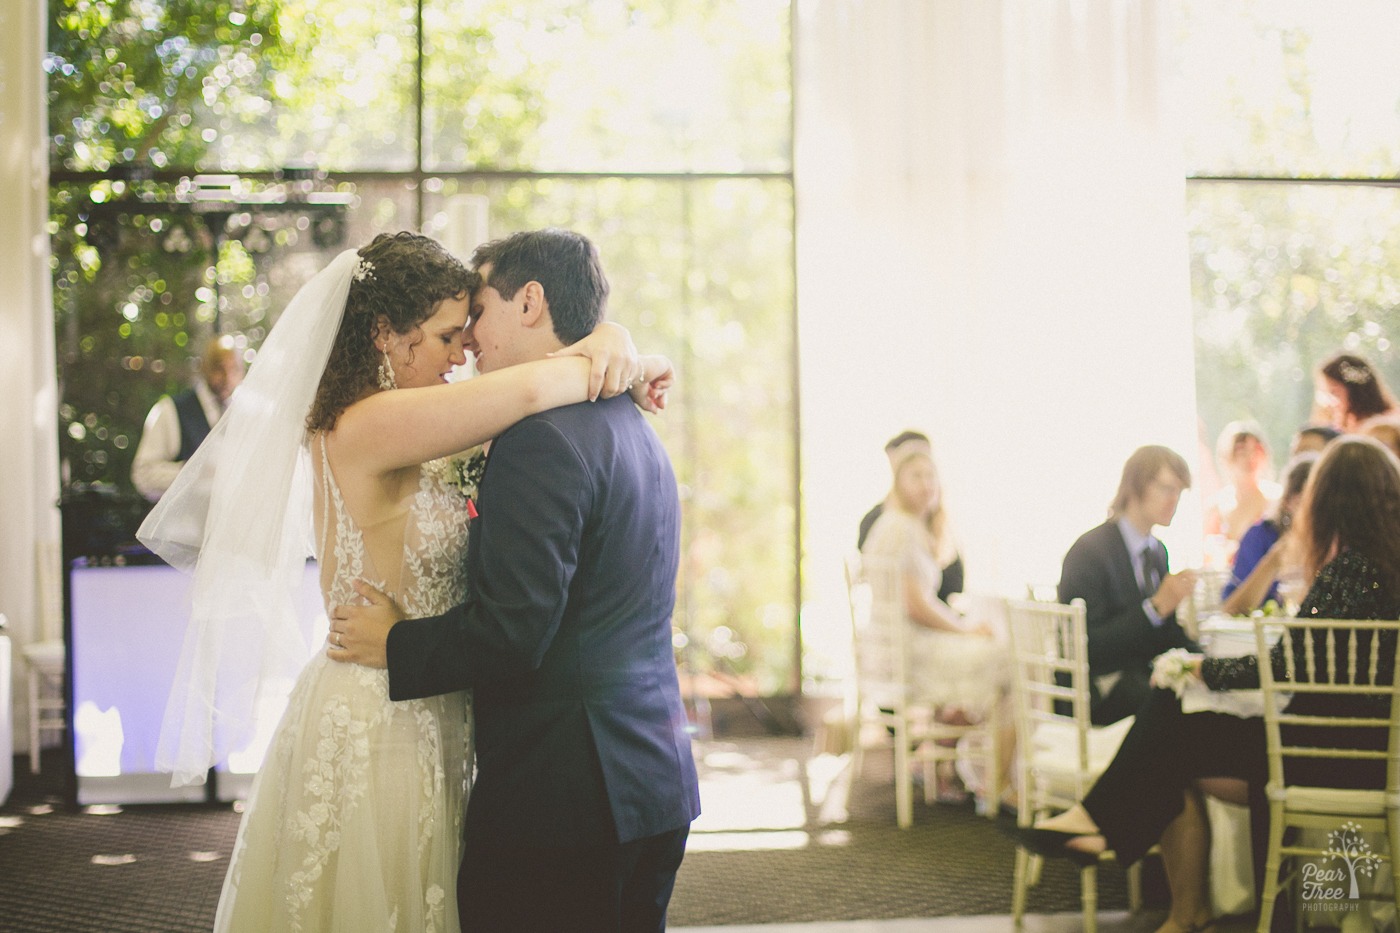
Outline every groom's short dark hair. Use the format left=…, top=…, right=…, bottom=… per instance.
left=471, top=228, right=609, bottom=344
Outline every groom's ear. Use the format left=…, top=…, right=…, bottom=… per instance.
left=519, top=281, right=548, bottom=328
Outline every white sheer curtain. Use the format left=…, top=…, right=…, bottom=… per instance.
left=0, top=0, right=64, bottom=735
left=797, top=1, right=1199, bottom=658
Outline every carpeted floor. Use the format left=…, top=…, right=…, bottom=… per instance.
left=667, top=737, right=1139, bottom=925
left=0, top=756, right=235, bottom=933
left=0, top=738, right=1147, bottom=931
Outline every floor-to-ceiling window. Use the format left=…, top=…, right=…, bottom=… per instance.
left=1182, top=1, right=1400, bottom=496
left=47, top=0, right=799, bottom=707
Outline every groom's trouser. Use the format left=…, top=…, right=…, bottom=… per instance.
left=459, top=825, right=690, bottom=933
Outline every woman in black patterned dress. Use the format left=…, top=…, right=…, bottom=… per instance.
left=1019, top=435, right=1400, bottom=933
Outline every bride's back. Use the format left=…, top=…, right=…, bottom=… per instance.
left=310, top=429, right=470, bottom=618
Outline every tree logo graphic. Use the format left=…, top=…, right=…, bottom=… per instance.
left=1307, top=821, right=1383, bottom=902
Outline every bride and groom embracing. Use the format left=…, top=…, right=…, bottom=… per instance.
left=139, top=228, right=700, bottom=932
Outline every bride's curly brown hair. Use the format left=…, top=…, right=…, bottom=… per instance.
left=306, top=232, right=476, bottom=433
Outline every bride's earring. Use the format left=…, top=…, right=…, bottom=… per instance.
left=376, top=347, right=397, bottom=390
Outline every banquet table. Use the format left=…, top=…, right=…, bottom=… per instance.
left=1182, top=614, right=1277, bottom=716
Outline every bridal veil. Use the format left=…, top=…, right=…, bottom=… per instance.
left=138, top=248, right=358, bottom=786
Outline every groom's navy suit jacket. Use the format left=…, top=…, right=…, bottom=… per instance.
left=386, top=395, right=700, bottom=847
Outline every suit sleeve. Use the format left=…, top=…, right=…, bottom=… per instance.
left=1058, top=536, right=1159, bottom=674
left=385, top=417, right=590, bottom=700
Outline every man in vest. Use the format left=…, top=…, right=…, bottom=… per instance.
left=131, top=338, right=244, bottom=500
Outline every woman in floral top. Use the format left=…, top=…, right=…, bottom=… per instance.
left=1018, top=436, right=1400, bottom=933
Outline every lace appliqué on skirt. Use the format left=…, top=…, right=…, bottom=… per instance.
left=213, top=445, right=472, bottom=933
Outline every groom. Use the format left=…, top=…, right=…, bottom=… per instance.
left=330, top=228, right=700, bottom=932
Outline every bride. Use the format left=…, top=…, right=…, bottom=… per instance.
left=139, top=231, right=671, bottom=932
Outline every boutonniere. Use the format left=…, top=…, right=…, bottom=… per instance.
left=427, top=446, right=487, bottom=505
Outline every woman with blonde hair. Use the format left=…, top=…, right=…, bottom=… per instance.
left=1203, top=420, right=1279, bottom=548
left=861, top=445, right=1009, bottom=803
left=1218, top=451, right=1317, bottom=616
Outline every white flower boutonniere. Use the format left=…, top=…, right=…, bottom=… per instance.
left=1150, top=648, right=1199, bottom=698
left=426, top=447, right=487, bottom=510
left=449, top=447, right=487, bottom=499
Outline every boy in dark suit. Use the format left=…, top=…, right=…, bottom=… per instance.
left=1058, top=445, right=1199, bottom=724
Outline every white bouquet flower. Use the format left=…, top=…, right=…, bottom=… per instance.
left=1150, top=648, right=1200, bottom=698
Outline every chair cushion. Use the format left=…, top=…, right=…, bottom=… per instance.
left=1278, top=786, right=1386, bottom=817
left=1030, top=716, right=1135, bottom=777
left=22, top=640, right=65, bottom=670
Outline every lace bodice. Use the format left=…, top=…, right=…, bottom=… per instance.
left=314, top=435, right=471, bottom=618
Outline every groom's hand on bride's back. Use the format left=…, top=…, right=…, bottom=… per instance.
left=327, top=580, right=404, bottom=668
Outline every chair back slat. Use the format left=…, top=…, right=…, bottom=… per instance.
left=847, top=552, right=915, bottom=703
left=845, top=552, right=1006, bottom=830
left=1006, top=597, right=1093, bottom=779
left=1254, top=617, right=1400, bottom=793
left=868, top=554, right=909, bottom=690
left=1303, top=627, right=1316, bottom=688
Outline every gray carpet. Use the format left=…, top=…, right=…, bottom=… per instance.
left=0, top=756, right=235, bottom=933
left=667, top=737, right=1139, bottom=925
left=0, top=740, right=1145, bottom=930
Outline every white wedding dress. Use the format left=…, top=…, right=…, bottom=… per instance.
left=214, top=437, right=473, bottom=933
left=861, top=509, right=1009, bottom=717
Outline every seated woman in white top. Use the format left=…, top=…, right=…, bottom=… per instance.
left=861, top=445, right=1011, bottom=802
left=1204, top=420, right=1281, bottom=560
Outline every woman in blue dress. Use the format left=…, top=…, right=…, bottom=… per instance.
left=1218, top=452, right=1318, bottom=616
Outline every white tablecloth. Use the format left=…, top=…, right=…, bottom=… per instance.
left=1182, top=615, right=1267, bottom=916
left=1181, top=615, right=1284, bottom=717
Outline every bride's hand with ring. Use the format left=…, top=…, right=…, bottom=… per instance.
left=547, top=321, right=638, bottom=401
